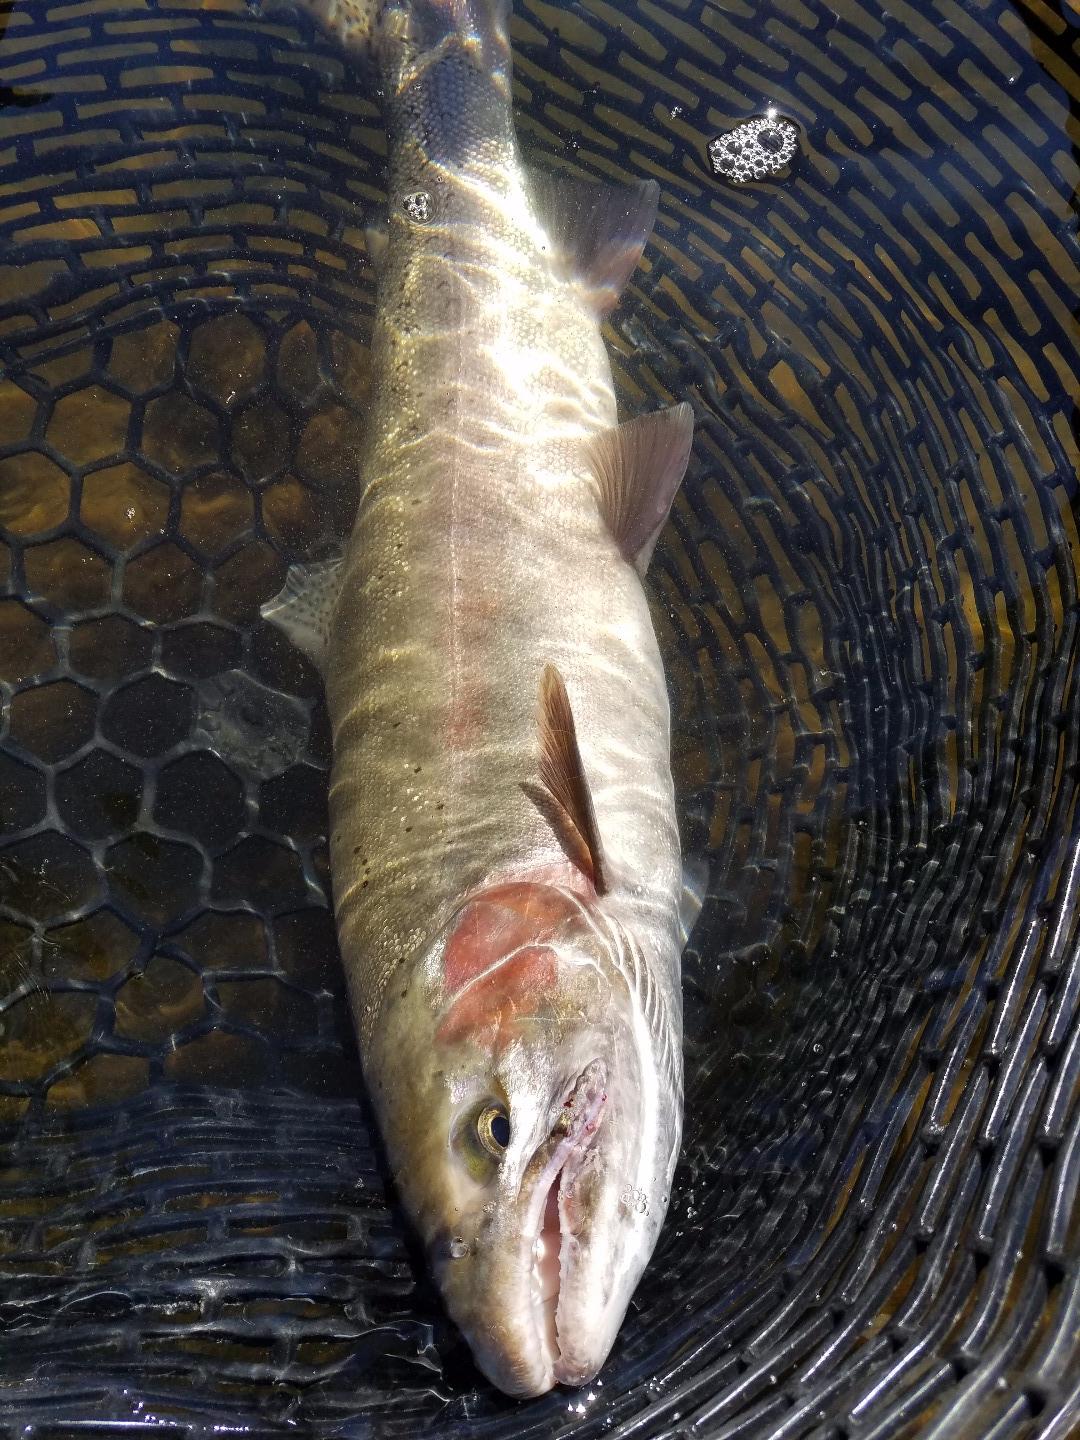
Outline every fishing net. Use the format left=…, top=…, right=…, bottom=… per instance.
left=0, top=0, right=1077, bottom=1436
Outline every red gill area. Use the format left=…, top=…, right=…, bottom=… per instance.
left=437, top=880, right=588, bottom=1049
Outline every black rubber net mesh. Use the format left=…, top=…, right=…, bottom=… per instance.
left=0, top=0, right=1077, bottom=1436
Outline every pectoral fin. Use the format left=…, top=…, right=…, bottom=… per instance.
left=259, top=554, right=344, bottom=672
left=529, top=664, right=606, bottom=893
left=528, top=167, right=660, bottom=313
left=588, top=402, right=695, bottom=576
left=679, top=857, right=709, bottom=944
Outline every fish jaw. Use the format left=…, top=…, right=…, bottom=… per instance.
left=363, top=889, right=682, bottom=1397
left=445, top=1059, right=613, bottom=1396
left=430, top=1048, right=678, bottom=1398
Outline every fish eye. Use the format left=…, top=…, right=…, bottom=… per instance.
left=476, top=1104, right=510, bottom=1157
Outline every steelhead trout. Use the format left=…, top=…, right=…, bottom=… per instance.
left=262, top=0, right=699, bottom=1397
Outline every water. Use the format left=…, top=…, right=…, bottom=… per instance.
left=0, top=1, right=1078, bottom=1437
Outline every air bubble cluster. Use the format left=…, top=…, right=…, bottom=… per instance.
left=708, top=115, right=799, bottom=183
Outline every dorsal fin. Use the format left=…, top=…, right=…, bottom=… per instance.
left=258, top=553, right=344, bottom=672
left=533, top=664, right=606, bottom=893
left=588, top=402, right=695, bottom=576
left=528, top=167, right=660, bottom=313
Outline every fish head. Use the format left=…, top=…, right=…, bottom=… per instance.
left=364, top=879, right=681, bottom=1397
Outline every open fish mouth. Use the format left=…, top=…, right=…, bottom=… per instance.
left=524, top=1059, right=608, bottom=1385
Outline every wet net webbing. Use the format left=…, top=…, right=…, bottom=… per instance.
left=0, top=1, right=1078, bottom=1437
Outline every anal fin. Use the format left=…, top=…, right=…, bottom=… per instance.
left=528, top=166, right=660, bottom=313
left=588, top=402, right=695, bottom=577
left=259, top=553, right=344, bottom=672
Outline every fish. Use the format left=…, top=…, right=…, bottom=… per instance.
left=261, top=0, right=700, bottom=1398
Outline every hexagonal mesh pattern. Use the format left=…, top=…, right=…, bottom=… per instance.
left=0, top=2, right=1077, bottom=1438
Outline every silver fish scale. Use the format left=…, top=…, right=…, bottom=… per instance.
left=0, top=0, right=1076, bottom=1435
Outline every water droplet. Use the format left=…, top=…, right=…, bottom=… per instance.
left=402, top=190, right=434, bottom=223
left=449, top=1236, right=469, bottom=1259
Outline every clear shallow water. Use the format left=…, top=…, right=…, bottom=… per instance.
left=0, top=1, right=1078, bottom=1437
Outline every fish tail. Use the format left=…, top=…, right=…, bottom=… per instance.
left=291, top=0, right=510, bottom=71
